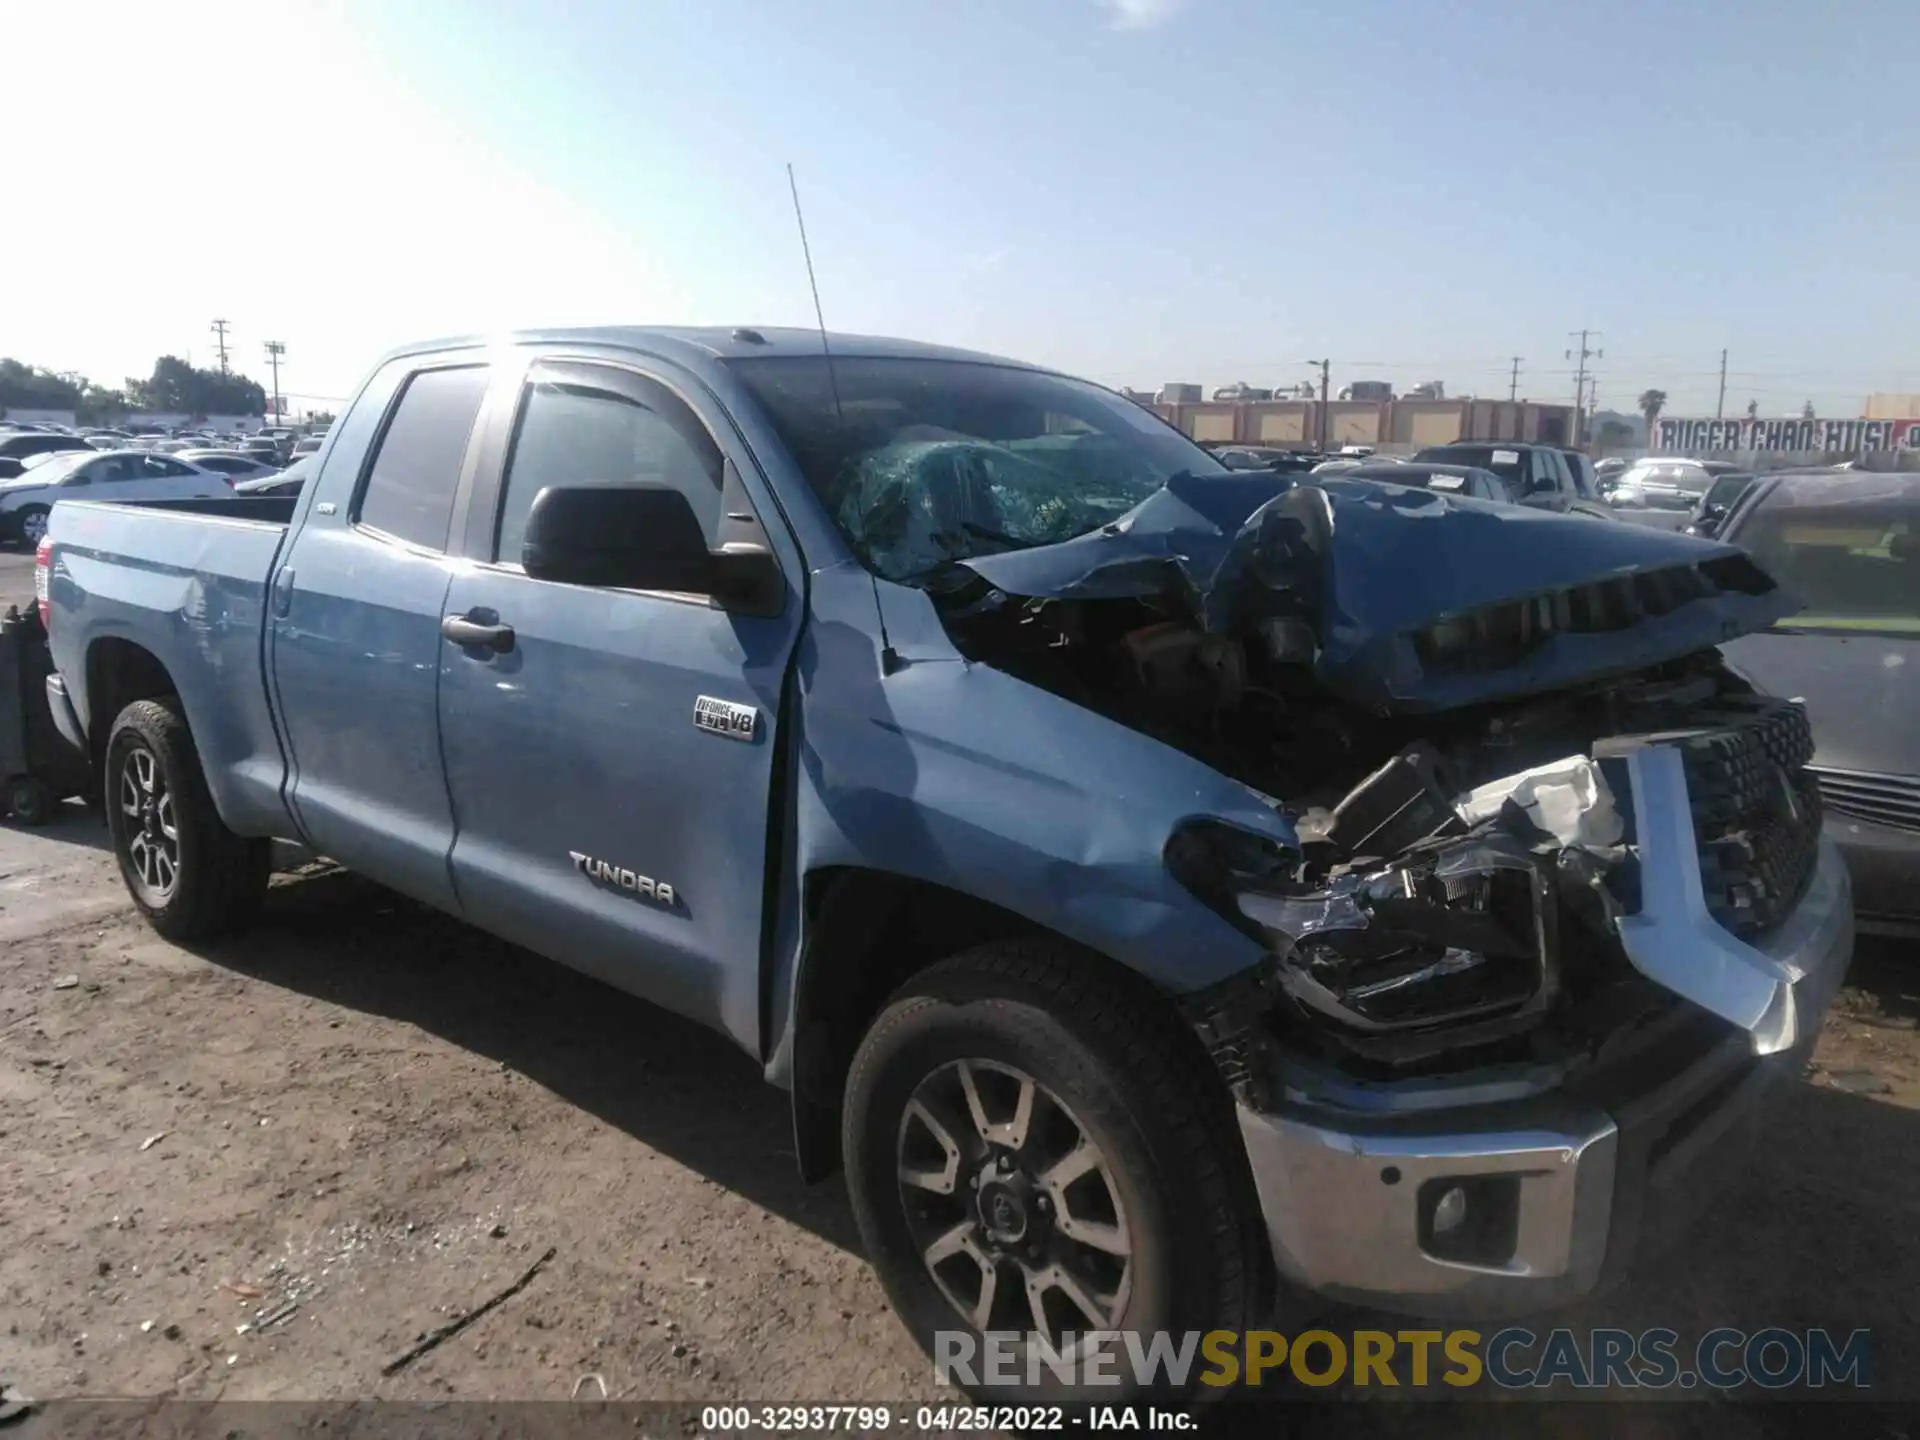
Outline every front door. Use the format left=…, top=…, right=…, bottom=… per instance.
left=436, top=358, right=801, bottom=1052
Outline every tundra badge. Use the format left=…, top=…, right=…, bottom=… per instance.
left=569, top=852, right=675, bottom=906
left=693, top=695, right=758, bottom=742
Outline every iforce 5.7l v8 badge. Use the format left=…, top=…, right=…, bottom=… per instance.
left=693, top=695, right=758, bottom=742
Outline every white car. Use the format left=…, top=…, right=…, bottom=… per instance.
left=0, top=448, right=234, bottom=546
left=175, top=448, right=282, bottom=483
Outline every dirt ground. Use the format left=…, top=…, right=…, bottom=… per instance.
left=4, top=802, right=1919, bottom=1432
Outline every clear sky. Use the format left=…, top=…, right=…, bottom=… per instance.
left=10, top=0, right=1917, bottom=419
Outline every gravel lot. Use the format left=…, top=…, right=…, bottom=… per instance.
left=3, top=543, right=1918, bottom=1433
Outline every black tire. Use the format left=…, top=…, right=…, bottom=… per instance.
left=15, top=505, right=50, bottom=549
left=6, top=775, right=51, bottom=825
left=104, top=698, right=270, bottom=941
left=843, top=940, right=1268, bottom=1402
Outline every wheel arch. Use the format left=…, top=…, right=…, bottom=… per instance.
left=84, top=636, right=179, bottom=801
left=786, top=866, right=1220, bottom=1185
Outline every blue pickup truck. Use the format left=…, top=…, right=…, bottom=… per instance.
left=40, top=328, right=1851, bottom=1395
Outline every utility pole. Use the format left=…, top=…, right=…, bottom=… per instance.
left=1508, top=356, right=1522, bottom=402
left=1565, top=329, right=1602, bottom=440
left=1305, top=358, right=1331, bottom=450
left=1715, top=348, right=1728, bottom=419
left=210, top=318, right=231, bottom=374
left=264, top=341, right=285, bottom=422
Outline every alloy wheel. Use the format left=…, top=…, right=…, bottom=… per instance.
left=896, top=1058, right=1132, bottom=1352
left=119, top=745, right=179, bottom=905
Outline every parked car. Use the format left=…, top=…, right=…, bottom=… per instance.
left=1412, top=442, right=1612, bottom=518
left=1340, top=462, right=1511, bottom=502
left=1556, top=449, right=1604, bottom=503
left=1683, top=471, right=1759, bottom=538
left=175, top=449, right=281, bottom=483
left=1211, top=445, right=1320, bottom=474
left=40, top=326, right=1850, bottom=1400
left=289, top=434, right=325, bottom=460
left=1605, top=458, right=1743, bottom=514
left=1, top=448, right=232, bottom=545
left=233, top=456, right=312, bottom=497
left=0, top=431, right=91, bottom=480
left=1719, top=472, right=1920, bottom=937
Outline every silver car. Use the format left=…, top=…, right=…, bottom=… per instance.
left=0, top=449, right=233, bottom=546
left=175, top=448, right=282, bottom=484
left=1719, top=471, right=1920, bottom=937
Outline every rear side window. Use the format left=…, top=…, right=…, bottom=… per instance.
left=357, top=366, right=490, bottom=550
left=494, top=372, right=723, bottom=565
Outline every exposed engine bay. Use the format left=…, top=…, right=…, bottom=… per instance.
left=925, top=516, right=1823, bottom=1092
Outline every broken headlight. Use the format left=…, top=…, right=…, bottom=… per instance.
left=1238, top=835, right=1556, bottom=1035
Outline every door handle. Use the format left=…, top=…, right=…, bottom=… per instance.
left=440, top=614, right=516, bottom=653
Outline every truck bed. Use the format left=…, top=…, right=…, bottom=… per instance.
left=44, top=496, right=299, bottom=835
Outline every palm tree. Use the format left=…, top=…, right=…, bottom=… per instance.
left=1638, top=389, right=1667, bottom=428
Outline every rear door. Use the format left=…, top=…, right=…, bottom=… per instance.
left=269, top=355, right=495, bottom=912
left=435, top=356, right=802, bottom=1052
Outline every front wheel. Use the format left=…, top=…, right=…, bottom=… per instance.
left=843, top=941, right=1269, bottom=1402
left=16, top=506, right=49, bottom=548
left=104, top=698, right=270, bottom=941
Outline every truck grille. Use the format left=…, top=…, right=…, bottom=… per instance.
left=1670, top=697, right=1822, bottom=936
left=1809, top=766, right=1920, bottom=836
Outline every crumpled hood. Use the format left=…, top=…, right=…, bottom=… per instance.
left=959, top=473, right=1800, bottom=713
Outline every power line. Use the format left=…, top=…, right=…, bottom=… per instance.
left=209, top=318, right=231, bottom=375
left=264, top=341, right=286, bottom=420
left=1304, top=358, right=1330, bottom=449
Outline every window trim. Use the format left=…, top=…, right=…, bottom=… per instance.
left=469, top=357, right=743, bottom=606
left=348, top=359, right=494, bottom=558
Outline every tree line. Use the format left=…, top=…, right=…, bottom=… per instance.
left=1, top=356, right=268, bottom=422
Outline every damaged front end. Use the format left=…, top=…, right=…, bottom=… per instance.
left=919, top=472, right=1842, bottom=1091
left=876, top=458, right=1854, bottom=1314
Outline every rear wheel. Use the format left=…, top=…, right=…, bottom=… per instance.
left=843, top=941, right=1268, bottom=1401
left=105, top=698, right=269, bottom=941
left=16, top=506, right=49, bottom=548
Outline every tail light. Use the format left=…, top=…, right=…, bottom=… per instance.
left=35, top=536, right=52, bottom=627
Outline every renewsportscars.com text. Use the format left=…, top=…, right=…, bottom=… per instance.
left=936, top=1326, right=1873, bottom=1391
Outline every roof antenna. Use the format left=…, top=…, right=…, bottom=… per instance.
left=786, top=163, right=845, bottom=427
left=788, top=163, right=898, bottom=674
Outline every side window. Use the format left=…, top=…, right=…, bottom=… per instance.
left=357, top=365, right=491, bottom=551
left=146, top=457, right=194, bottom=478
left=494, top=371, right=723, bottom=566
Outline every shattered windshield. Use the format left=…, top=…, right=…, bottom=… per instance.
left=725, top=355, right=1225, bottom=580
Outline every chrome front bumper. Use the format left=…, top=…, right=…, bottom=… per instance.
left=1235, top=754, right=1853, bottom=1319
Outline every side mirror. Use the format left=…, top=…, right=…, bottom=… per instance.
left=521, top=485, right=783, bottom=617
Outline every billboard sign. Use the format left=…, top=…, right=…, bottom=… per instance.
left=1653, top=417, right=1920, bottom=453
